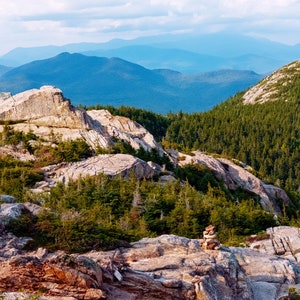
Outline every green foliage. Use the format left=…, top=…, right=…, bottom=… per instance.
left=175, top=164, right=221, bottom=193
left=18, top=172, right=279, bottom=252
left=0, top=125, right=37, bottom=153
left=135, top=147, right=174, bottom=171
left=0, top=156, right=43, bottom=200
left=54, top=139, right=94, bottom=162
left=97, top=139, right=173, bottom=171
left=33, top=139, right=94, bottom=166
left=3, top=84, right=300, bottom=252
left=164, top=93, right=300, bottom=194
left=288, top=286, right=300, bottom=299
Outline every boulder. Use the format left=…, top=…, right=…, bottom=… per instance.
left=0, top=145, right=35, bottom=162
left=0, top=203, right=27, bottom=223
left=87, top=109, right=163, bottom=153
left=250, top=226, right=300, bottom=259
left=0, top=86, right=88, bottom=129
left=40, top=153, right=158, bottom=186
left=0, top=195, right=16, bottom=204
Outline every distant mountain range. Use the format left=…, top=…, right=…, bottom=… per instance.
left=0, top=65, right=11, bottom=76
left=0, top=32, right=299, bottom=73
left=0, top=52, right=263, bottom=113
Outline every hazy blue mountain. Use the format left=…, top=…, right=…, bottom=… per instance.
left=0, top=65, right=11, bottom=76
left=1, top=32, right=299, bottom=73
left=82, top=46, right=227, bottom=73
left=0, top=43, right=104, bottom=67
left=146, top=32, right=300, bottom=58
left=0, top=53, right=263, bottom=113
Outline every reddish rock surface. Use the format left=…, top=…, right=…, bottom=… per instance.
left=1, top=218, right=300, bottom=300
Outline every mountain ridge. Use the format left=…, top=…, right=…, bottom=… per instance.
left=1, top=32, right=299, bottom=73
left=163, top=59, right=300, bottom=196
left=0, top=52, right=263, bottom=113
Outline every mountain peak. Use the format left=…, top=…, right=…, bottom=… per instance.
left=0, top=86, right=162, bottom=152
left=243, top=60, right=300, bottom=104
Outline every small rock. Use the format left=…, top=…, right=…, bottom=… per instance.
left=160, top=278, right=182, bottom=288
left=84, top=288, right=105, bottom=300
left=0, top=195, right=16, bottom=204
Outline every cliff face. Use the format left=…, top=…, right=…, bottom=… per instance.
left=1, top=205, right=300, bottom=300
left=0, top=86, right=162, bottom=152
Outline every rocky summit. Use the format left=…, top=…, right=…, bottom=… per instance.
left=1, top=203, right=299, bottom=300
left=1, top=207, right=300, bottom=300
left=0, top=86, right=162, bottom=152
left=243, top=60, right=300, bottom=105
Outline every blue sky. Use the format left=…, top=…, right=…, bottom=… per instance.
left=1, top=0, right=300, bottom=54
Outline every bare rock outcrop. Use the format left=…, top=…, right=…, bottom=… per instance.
left=0, top=240, right=104, bottom=299
left=0, top=86, right=88, bottom=129
left=243, top=60, right=300, bottom=104
left=0, top=202, right=46, bottom=230
left=36, top=153, right=158, bottom=189
left=169, top=150, right=291, bottom=214
left=0, top=145, right=35, bottom=161
left=87, top=110, right=163, bottom=153
left=87, top=231, right=300, bottom=300
left=1, top=227, right=300, bottom=299
left=250, top=226, right=300, bottom=260
left=0, top=86, right=162, bottom=153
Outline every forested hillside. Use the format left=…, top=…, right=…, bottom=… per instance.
left=99, top=62, right=300, bottom=197
left=94, top=96, right=300, bottom=197
left=164, top=94, right=300, bottom=192
left=0, top=127, right=279, bottom=252
left=164, top=62, right=300, bottom=195
left=1, top=61, right=300, bottom=254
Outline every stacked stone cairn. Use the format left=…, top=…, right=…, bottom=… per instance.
left=200, top=224, right=220, bottom=250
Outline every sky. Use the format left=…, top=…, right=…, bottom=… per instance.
left=0, top=0, right=300, bottom=55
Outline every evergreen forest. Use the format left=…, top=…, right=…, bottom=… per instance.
left=1, top=67, right=300, bottom=253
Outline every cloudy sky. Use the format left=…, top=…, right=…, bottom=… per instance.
left=0, top=0, right=300, bottom=55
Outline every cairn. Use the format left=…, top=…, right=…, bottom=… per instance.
left=200, top=225, right=220, bottom=250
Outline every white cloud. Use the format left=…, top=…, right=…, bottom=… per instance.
left=0, top=0, right=300, bottom=54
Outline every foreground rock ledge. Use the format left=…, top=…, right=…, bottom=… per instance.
left=1, top=227, right=300, bottom=299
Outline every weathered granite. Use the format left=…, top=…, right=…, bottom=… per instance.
left=0, top=145, right=35, bottom=161
left=38, top=153, right=158, bottom=188
left=87, top=230, right=300, bottom=300
left=0, top=195, right=16, bottom=204
left=243, top=60, right=300, bottom=105
left=250, top=226, right=300, bottom=259
left=168, top=149, right=291, bottom=214
left=87, top=109, right=163, bottom=153
left=1, top=226, right=300, bottom=299
left=0, top=86, right=162, bottom=153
